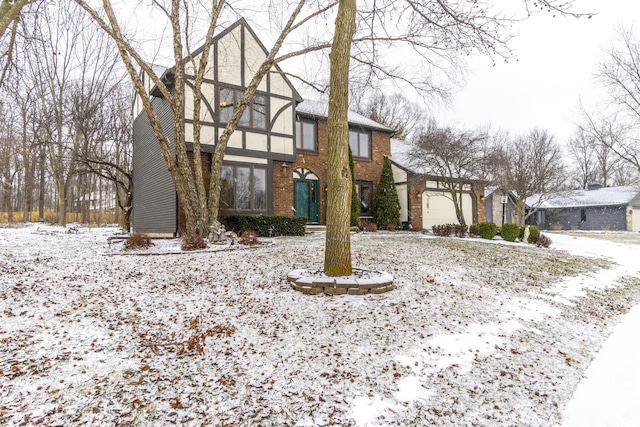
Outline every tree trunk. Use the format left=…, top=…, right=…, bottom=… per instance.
left=324, top=0, right=356, bottom=276
left=38, top=144, right=45, bottom=220
left=55, top=179, right=67, bottom=226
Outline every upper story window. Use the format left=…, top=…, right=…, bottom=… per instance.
left=219, top=87, right=266, bottom=130
left=295, top=119, right=317, bottom=152
left=349, top=128, right=371, bottom=159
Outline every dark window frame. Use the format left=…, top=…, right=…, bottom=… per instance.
left=295, top=118, right=318, bottom=152
left=218, top=87, right=267, bottom=130
left=221, top=164, right=268, bottom=213
left=355, top=180, right=373, bottom=217
left=349, top=128, right=372, bottom=159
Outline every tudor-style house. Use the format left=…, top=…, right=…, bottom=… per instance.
left=132, top=19, right=395, bottom=236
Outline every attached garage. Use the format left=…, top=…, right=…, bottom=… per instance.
left=422, top=190, right=474, bottom=230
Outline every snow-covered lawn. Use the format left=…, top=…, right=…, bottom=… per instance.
left=1, top=224, right=639, bottom=426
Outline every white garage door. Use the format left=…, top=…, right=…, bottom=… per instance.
left=422, top=191, right=473, bottom=229
left=632, top=208, right=640, bottom=232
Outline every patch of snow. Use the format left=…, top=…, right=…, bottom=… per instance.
left=1, top=224, right=639, bottom=425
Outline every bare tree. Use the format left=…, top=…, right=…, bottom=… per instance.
left=567, top=128, right=597, bottom=189
left=0, top=0, right=33, bottom=38
left=577, top=103, right=635, bottom=185
left=0, top=104, right=21, bottom=221
left=21, top=1, right=123, bottom=226
left=0, top=0, right=42, bottom=86
left=74, top=87, right=133, bottom=230
left=407, top=121, right=488, bottom=226
left=592, top=25, right=640, bottom=173
left=324, top=0, right=356, bottom=276
left=351, top=92, right=427, bottom=140
left=492, top=128, right=567, bottom=226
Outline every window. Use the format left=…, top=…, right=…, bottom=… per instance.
left=295, top=120, right=316, bottom=151
left=356, top=181, right=373, bottom=216
left=349, top=129, right=371, bottom=159
left=221, top=165, right=267, bottom=212
left=580, top=209, right=587, bottom=222
left=219, top=88, right=267, bottom=130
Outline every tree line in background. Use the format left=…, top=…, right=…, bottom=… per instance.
left=0, top=1, right=132, bottom=229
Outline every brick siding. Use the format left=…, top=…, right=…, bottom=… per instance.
left=272, top=119, right=391, bottom=224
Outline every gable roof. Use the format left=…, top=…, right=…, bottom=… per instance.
left=295, top=99, right=393, bottom=133
left=531, top=186, right=640, bottom=209
left=389, top=138, right=483, bottom=183
left=389, top=138, right=426, bottom=174
left=147, top=18, right=302, bottom=101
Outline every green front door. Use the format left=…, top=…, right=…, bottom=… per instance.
left=294, top=180, right=319, bottom=223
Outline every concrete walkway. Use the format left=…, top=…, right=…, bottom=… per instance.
left=561, top=303, right=640, bottom=426
left=552, top=232, right=640, bottom=427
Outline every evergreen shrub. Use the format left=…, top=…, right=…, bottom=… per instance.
left=477, top=222, right=498, bottom=240
left=224, top=215, right=306, bottom=236
left=519, top=225, right=541, bottom=243
left=349, top=147, right=361, bottom=229
left=373, top=157, right=401, bottom=230
left=501, top=223, right=520, bottom=242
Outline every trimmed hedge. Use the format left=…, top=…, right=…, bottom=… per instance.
left=477, top=222, right=498, bottom=240
left=432, top=223, right=468, bottom=238
left=519, top=225, right=541, bottom=243
left=500, top=223, right=520, bottom=242
left=224, top=215, right=307, bottom=237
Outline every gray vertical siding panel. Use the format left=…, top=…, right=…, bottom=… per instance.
left=132, top=98, right=177, bottom=235
left=544, top=205, right=627, bottom=231
left=485, top=197, right=493, bottom=223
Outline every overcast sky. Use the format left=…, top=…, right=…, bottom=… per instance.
left=434, top=0, right=640, bottom=143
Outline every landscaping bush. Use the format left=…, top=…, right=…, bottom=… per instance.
left=477, top=222, right=498, bottom=240
left=238, top=230, right=260, bottom=245
left=349, top=147, right=361, bottom=229
left=124, top=233, right=153, bottom=250
left=500, top=223, right=520, bottom=242
left=536, top=234, right=552, bottom=248
left=432, top=224, right=453, bottom=237
left=363, top=221, right=378, bottom=232
left=224, top=215, right=306, bottom=236
left=469, top=224, right=480, bottom=237
left=181, top=234, right=207, bottom=251
left=373, top=156, right=401, bottom=230
left=454, top=224, right=468, bottom=238
left=432, top=223, right=468, bottom=238
left=519, top=225, right=541, bottom=243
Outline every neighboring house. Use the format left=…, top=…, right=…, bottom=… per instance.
left=484, top=187, right=518, bottom=226
left=389, top=138, right=486, bottom=230
left=132, top=19, right=393, bottom=236
left=527, top=184, right=640, bottom=231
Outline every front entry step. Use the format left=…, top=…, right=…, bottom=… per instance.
left=305, top=225, right=326, bottom=234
